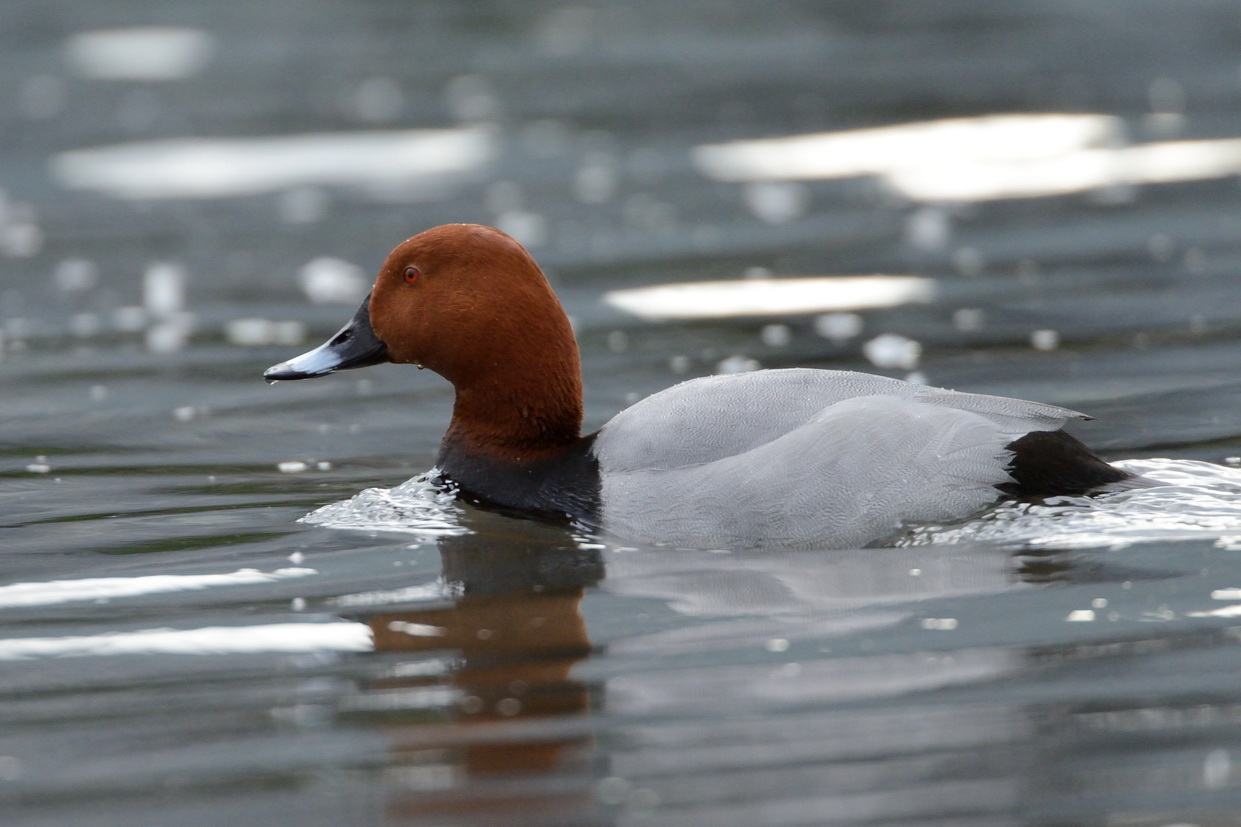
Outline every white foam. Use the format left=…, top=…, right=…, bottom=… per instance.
left=693, top=113, right=1241, bottom=203
left=494, top=209, right=547, bottom=248
left=0, top=622, right=371, bottom=660
left=715, top=355, right=761, bottom=374
left=65, top=27, right=214, bottom=81
left=144, top=261, right=186, bottom=315
left=1030, top=329, right=1060, bottom=351
left=694, top=114, right=1118, bottom=182
left=299, top=257, right=368, bottom=305
left=903, top=459, right=1241, bottom=549
left=863, top=333, right=922, bottom=370
left=145, top=312, right=195, bottom=354
left=302, top=471, right=468, bottom=537
left=744, top=181, right=810, bottom=224
left=329, top=583, right=450, bottom=609
left=813, top=312, right=864, bottom=342
left=573, top=153, right=619, bottom=204
left=890, top=138, right=1241, bottom=202
left=605, top=275, right=936, bottom=321
left=0, top=567, right=318, bottom=609
left=225, top=318, right=306, bottom=346
left=51, top=128, right=495, bottom=200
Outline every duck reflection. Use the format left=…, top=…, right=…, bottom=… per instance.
left=342, top=518, right=602, bottom=823
left=339, top=522, right=1128, bottom=825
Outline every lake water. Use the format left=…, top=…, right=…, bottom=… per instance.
left=5, top=2, right=1241, bottom=824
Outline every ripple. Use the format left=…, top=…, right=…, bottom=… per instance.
left=903, top=459, right=1241, bottom=549
left=300, top=470, right=468, bottom=537
left=0, top=567, right=316, bottom=609
left=66, top=27, right=214, bottom=81
left=0, top=622, right=371, bottom=660
left=51, top=128, right=496, bottom=200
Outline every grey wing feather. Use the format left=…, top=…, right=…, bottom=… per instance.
left=594, top=368, right=1083, bottom=473
left=592, top=369, right=1090, bottom=549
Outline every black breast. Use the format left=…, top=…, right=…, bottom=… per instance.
left=436, top=433, right=602, bottom=528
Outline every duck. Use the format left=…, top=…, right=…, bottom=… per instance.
left=264, top=223, right=1134, bottom=550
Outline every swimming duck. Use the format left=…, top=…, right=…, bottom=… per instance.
left=265, top=224, right=1132, bottom=549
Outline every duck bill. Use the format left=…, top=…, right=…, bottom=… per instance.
left=263, top=294, right=390, bottom=382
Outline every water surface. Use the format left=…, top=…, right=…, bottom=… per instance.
left=5, top=2, right=1241, bottom=824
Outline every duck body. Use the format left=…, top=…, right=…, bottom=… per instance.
left=593, top=368, right=1120, bottom=549
left=265, top=224, right=1131, bottom=550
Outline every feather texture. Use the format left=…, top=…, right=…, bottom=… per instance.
left=595, top=369, right=1084, bottom=549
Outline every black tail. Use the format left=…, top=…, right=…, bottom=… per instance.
left=999, top=430, right=1134, bottom=498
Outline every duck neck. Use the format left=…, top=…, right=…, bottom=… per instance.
left=440, top=359, right=584, bottom=467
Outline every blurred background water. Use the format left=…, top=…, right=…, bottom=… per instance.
left=5, top=1, right=1241, bottom=824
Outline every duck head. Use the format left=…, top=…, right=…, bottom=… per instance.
left=264, top=224, right=584, bottom=453
left=266, top=224, right=577, bottom=383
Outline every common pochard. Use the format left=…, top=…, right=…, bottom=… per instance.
left=265, top=224, right=1132, bottom=549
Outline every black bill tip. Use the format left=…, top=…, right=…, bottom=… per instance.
left=263, top=294, right=389, bottom=383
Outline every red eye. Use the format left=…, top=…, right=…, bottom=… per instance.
left=403, top=266, right=420, bottom=283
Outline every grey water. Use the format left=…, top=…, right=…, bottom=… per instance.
left=5, top=1, right=1241, bottom=824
